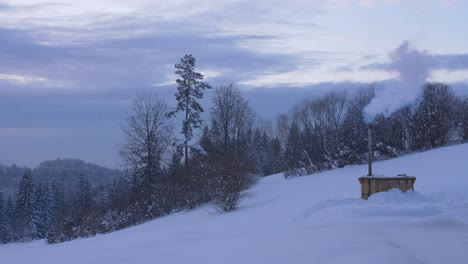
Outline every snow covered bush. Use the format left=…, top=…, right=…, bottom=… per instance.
left=206, top=155, right=255, bottom=212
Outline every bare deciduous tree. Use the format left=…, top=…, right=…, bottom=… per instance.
left=463, top=96, right=468, bottom=141
left=275, top=113, right=290, bottom=149
left=119, top=94, right=173, bottom=200
left=410, top=83, right=458, bottom=150
left=210, top=84, right=256, bottom=156
left=289, top=90, right=348, bottom=170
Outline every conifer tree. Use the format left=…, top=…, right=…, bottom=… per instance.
left=463, top=96, right=468, bottom=141
left=51, top=180, right=64, bottom=219
left=33, top=183, right=47, bottom=238
left=269, top=137, right=283, bottom=174
left=4, top=196, right=14, bottom=242
left=44, top=183, right=57, bottom=226
left=78, top=173, right=92, bottom=211
left=168, top=145, right=184, bottom=175
left=199, top=125, right=214, bottom=155
left=169, top=54, right=212, bottom=167
left=0, top=192, right=6, bottom=243
left=15, top=169, right=38, bottom=240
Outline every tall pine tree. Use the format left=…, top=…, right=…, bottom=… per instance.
left=15, top=169, right=38, bottom=240
left=169, top=54, right=212, bottom=167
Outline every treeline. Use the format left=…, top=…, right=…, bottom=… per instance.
left=1, top=55, right=467, bottom=245
left=0, top=164, right=25, bottom=197
left=280, top=83, right=467, bottom=176
left=0, top=55, right=269, bottom=244
left=0, top=159, right=122, bottom=195
left=34, top=158, right=123, bottom=188
left=0, top=169, right=117, bottom=243
left=0, top=159, right=123, bottom=243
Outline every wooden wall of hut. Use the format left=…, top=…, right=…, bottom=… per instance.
left=358, top=176, right=416, bottom=200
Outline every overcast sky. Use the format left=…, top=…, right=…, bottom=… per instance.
left=1, top=0, right=467, bottom=168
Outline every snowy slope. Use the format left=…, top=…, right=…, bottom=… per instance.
left=1, top=144, right=468, bottom=264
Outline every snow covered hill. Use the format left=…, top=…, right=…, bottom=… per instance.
left=2, top=144, right=468, bottom=264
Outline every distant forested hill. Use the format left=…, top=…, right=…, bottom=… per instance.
left=34, top=158, right=123, bottom=186
left=0, top=158, right=123, bottom=196
left=0, top=164, right=26, bottom=196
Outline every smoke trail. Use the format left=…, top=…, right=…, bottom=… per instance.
left=364, top=41, right=432, bottom=122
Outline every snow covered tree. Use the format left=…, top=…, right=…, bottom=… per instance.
left=275, top=113, right=290, bottom=149
left=320, top=91, right=348, bottom=161
left=292, top=99, right=326, bottom=170
left=340, top=87, right=375, bottom=165
left=462, top=96, right=468, bottom=141
left=206, top=154, right=254, bottom=212
left=251, top=130, right=282, bottom=175
left=253, top=130, right=270, bottom=175
left=282, top=91, right=348, bottom=173
left=4, top=196, right=14, bottom=242
left=169, top=54, right=212, bottom=167
left=33, top=183, right=47, bottom=238
left=78, top=173, right=92, bottom=211
left=168, top=145, right=184, bottom=177
left=411, top=83, right=458, bottom=150
left=0, top=192, right=6, bottom=243
left=15, top=169, right=38, bottom=240
left=45, top=183, right=58, bottom=225
left=199, top=125, right=214, bottom=155
left=51, top=180, right=64, bottom=219
left=44, top=181, right=63, bottom=244
left=373, top=105, right=412, bottom=156
left=283, top=122, right=309, bottom=177
left=269, top=137, right=284, bottom=174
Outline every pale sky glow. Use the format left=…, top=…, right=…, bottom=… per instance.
left=429, top=69, right=468, bottom=83
left=1, top=0, right=467, bottom=88
left=0, top=73, right=48, bottom=84
left=0, top=0, right=467, bottom=167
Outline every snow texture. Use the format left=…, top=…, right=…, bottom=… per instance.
left=1, top=143, right=468, bottom=264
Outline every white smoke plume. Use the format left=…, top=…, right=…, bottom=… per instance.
left=364, top=41, right=432, bottom=123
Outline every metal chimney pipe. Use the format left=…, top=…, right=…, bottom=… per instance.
left=368, top=127, right=373, bottom=176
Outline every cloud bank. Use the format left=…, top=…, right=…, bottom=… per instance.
left=1, top=0, right=467, bottom=167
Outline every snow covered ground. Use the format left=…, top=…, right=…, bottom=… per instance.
left=1, top=144, right=468, bottom=264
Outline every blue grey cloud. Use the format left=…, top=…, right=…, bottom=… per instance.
left=0, top=20, right=303, bottom=168
left=436, top=54, right=468, bottom=70
left=0, top=25, right=299, bottom=92
left=1, top=2, right=467, bottom=168
left=334, top=66, right=354, bottom=72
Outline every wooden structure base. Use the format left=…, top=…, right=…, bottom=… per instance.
left=358, top=175, right=416, bottom=200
